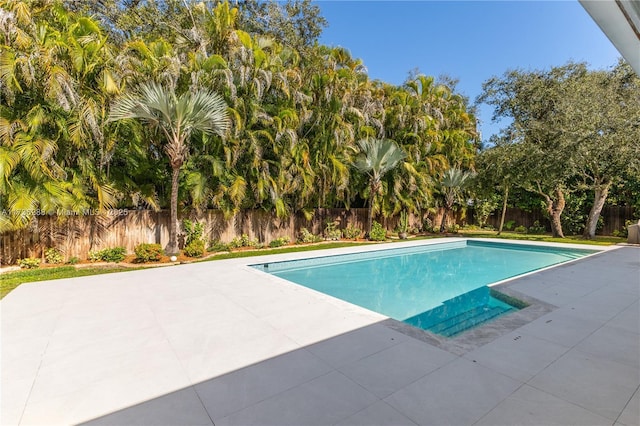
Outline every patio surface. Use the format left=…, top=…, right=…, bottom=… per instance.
left=1, top=238, right=638, bottom=425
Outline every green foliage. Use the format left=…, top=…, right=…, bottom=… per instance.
left=297, top=228, right=322, bottom=244
left=343, top=224, right=362, bottom=240
left=88, top=247, right=127, bottom=263
left=324, top=220, right=342, bottom=241
left=208, top=240, right=231, bottom=252
left=229, top=234, right=260, bottom=249
left=514, top=225, right=527, bottom=233
left=504, top=220, right=516, bottom=231
left=473, top=196, right=500, bottom=228
left=18, top=258, right=41, bottom=269
left=268, top=236, right=290, bottom=248
left=369, top=221, right=386, bottom=241
left=447, top=224, right=460, bottom=234
left=66, top=257, right=80, bottom=265
left=397, top=210, right=409, bottom=233
left=612, top=220, right=634, bottom=238
left=527, top=221, right=546, bottom=234
left=44, top=248, right=64, bottom=264
left=183, top=240, right=205, bottom=258
left=183, top=220, right=205, bottom=246
left=134, top=243, right=164, bottom=262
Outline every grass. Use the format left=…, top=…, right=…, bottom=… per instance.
left=457, top=229, right=624, bottom=246
left=0, top=266, right=142, bottom=299
left=1, top=232, right=623, bottom=299
left=200, top=241, right=374, bottom=261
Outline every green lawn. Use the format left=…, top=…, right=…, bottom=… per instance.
left=1, top=233, right=622, bottom=299
left=457, top=229, right=624, bottom=246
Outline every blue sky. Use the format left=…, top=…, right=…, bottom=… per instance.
left=316, top=0, right=621, bottom=142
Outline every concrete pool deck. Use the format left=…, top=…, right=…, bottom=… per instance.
left=1, top=238, right=638, bottom=425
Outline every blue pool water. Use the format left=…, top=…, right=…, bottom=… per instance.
left=252, top=240, right=597, bottom=336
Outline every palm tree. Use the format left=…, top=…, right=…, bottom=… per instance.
left=353, top=138, right=406, bottom=233
left=438, top=167, right=472, bottom=232
left=108, top=83, right=229, bottom=254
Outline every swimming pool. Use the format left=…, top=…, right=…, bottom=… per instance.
left=252, top=240, right=598, bottom=336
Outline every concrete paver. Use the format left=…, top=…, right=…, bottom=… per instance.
left=1, top=240, right=638, bottom=425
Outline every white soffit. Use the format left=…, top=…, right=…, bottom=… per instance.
left=579, top=0, right=640, bottom=74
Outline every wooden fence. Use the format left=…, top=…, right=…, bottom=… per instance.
left=3, top=205, right=632, bottom=265
left=0, top=208, right=440, bottom=265
left=482, top=206, right=637, bottom=235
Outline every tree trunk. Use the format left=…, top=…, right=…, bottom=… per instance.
left=166, top=166, right=180, bottom=255
left=439, top=207, right=448, bottom=233
left=583, top=181, right=611, bottom=240
left=497, top=185, right=509, bottom=235
left=542, top=188, right=565, bottom=238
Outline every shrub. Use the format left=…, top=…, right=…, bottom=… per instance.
left=134, top=243, right=163, bottom=262
left=504, top=220, right=516, bottom=231
left=297, top=228, right=322, bottom=244
left=324, top=220, right=342, bottom=241
left=182, top=219, right=204, bottom=246
left=343, top=224, right=362, bottom=240
left=447, top=224, right=460, bottom=234
left=101, top=247, right=127, bottom=262
left=66, top=256, right=80, bottom=265
left=514, top=225, right=527, bottom=233
left=208, top=240, right=230, bottom=252
left=183, top=240, right=205, bottom=257
left=268, top=236, right=290, bottom=248
left=528, top=220, right=546, bottom=234
left=44, top=248, right=63, bottom=264
left=229, top=234, right=260, bottom=249
left=369, top=221, right=386, bottom=241
left=88, top=247, right=126, bottom=263
left=422, top=217, right=433, bottom=233
left=18, top=257, right=40, bottom=269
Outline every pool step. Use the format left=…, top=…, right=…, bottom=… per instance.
left=427, top=306, right=512, bottom=337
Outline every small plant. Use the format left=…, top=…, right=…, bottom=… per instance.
left=183, top=220, right=204, bottom=246
left=88, top=247, right=127, bottom=263
left=88, top=250, right=102, bottom=261
left=369, top=221, right=386, bottom=241
left=183, top=240, right=205, bottom=257
left=422, top=217, right=434, bottom=233
left=447, top=224, right=460, bottom=234
left=528, top=220, right=546, bottom=234
left=504, top=220, right=516, bottom=231
left=66, top=256, right=80, bottom=265
left=297, top=228, right=322, bottom=244
left=134, top=243, right=163, bottom=262
left=343, top=224, right=362, bottom=240
left=514, top=225, right=527, bottom=233
left=229, top=234, right=260, bottom=249
left=101, top=247, right=127, bottom=262
left=18, top=257, right=40, bottom=269
left=208, top=240, right=230, bottom=252
left=324, top=220, right=342, bottom=241
left=44, top=248, right=63, bottom=264
left=268, top=236, right=290, bottom=248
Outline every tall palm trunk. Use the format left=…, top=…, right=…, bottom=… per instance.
left=368, top=180, right=379, bottom=234
left=166, top=167, right=180, bottom=255
left=583, top=180, right=611, bottom=240
left=439, top=207, right=449, bottom=233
